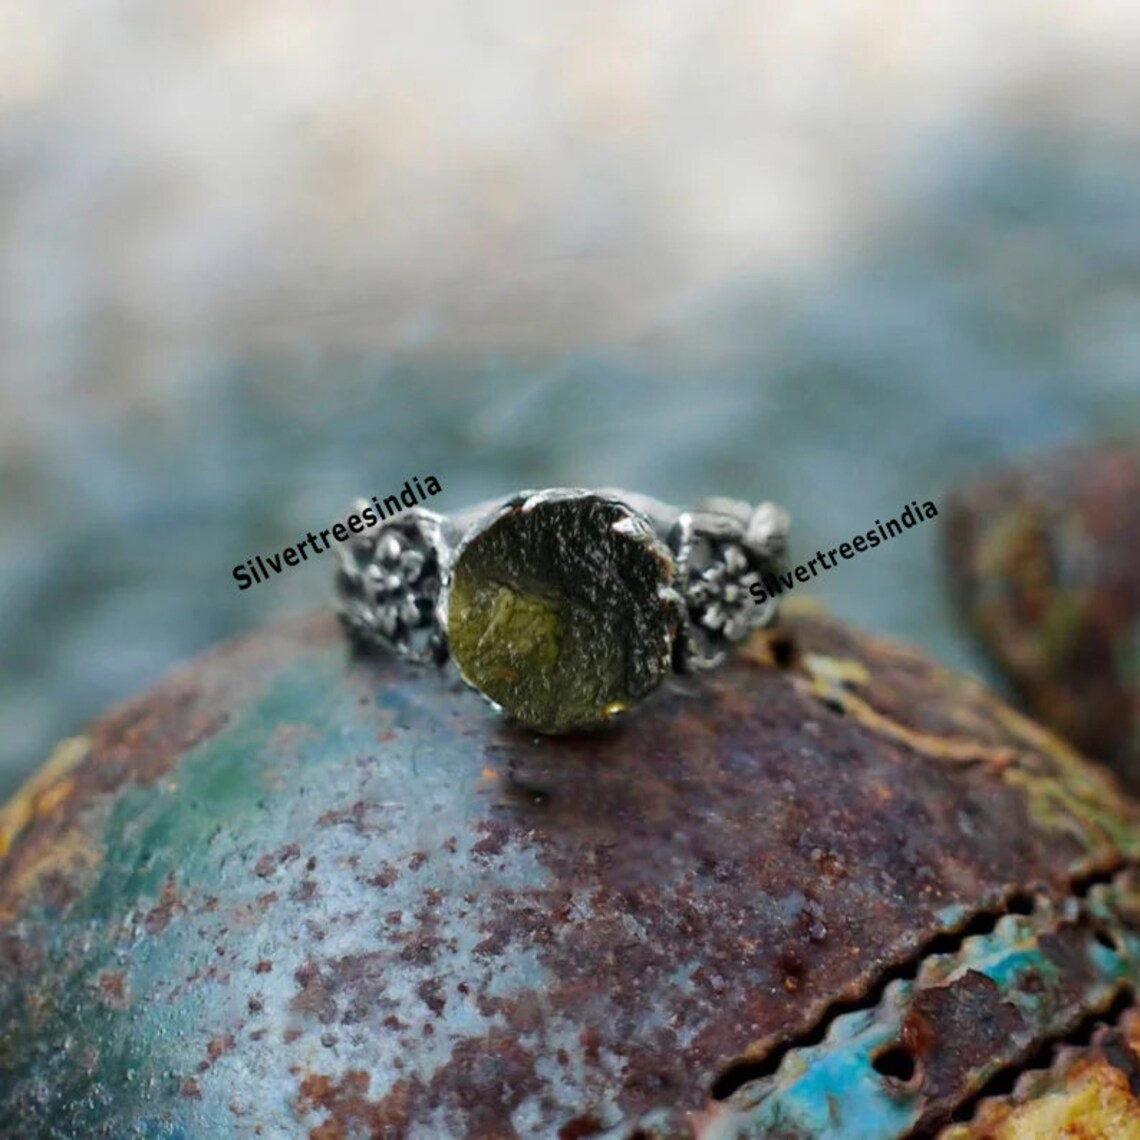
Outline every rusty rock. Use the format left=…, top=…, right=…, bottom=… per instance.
left=943, top=442, right=1140, bottom=790
left=2, top=604, right=1140, bottom=1137
left=938, top=1007, right=1140, bottom=1139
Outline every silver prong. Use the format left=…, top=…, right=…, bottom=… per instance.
left=401, top=550, right=425, bottom=583
left=399, top=595, right=420, bottom=627
left=702, top=605, right=726, bottom=631
left=378, top=534, right=402, bottom=564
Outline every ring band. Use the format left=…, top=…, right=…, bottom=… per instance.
left=335, top=488, right=789, bottom=733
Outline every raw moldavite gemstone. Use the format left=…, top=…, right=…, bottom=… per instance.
left=444, top=491, right=681, bottom=732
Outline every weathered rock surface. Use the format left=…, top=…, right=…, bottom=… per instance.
left=3, top=603, right=1140, bottom=1138
left=944, top=443, right=1140, bottom=791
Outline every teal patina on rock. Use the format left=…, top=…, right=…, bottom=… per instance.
left=3, top=607, right=1140, bottom=1138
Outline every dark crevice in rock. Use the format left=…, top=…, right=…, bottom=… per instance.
left=1069, top=864, right=1125, bottom=897
left=872, top=1042, right=919, bottom=1084
left=768, top=633, right=797, bottom=670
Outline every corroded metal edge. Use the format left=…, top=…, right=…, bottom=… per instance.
left=674, top=870, right=1140, bottom=1140
left=937, top=1008, right=1140, bottom=1139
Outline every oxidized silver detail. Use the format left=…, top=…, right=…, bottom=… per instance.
left=334, top=502, right=453, bottom=664
left=671, top=498, right=790, bottom=670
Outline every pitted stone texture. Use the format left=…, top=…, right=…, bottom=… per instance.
left=2, top=605, right=1140, bottom=1138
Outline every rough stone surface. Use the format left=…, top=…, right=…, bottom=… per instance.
left=943, top=442, right=1140, bottom=791
left=446, top=493, right=679, bottom=733
left=939, top=1008, right=1140, bottom=1139
left=2, top=603, right=1140, bottom=1138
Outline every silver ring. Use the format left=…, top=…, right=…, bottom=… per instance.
left=334, top=488, right=789, bottom=733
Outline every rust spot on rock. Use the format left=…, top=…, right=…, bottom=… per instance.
left=291, top=958, right=337, bottom=1024
left=143, top=873, right=183, bottom=936
left=424, top=1029, right=542, bottom=1139
left=96, top=971, right=128, bottom=1010
left=291, top=879, right=319, bottom=904
left=417, top=978, right=446, bottom=1017
left=903, top=969, right=1026, bottom=1118
left=205, top=1033, right=236, bottom=1067
left=558, top=1114, right=610, bottom=1139
left=1038, top=922, right=1100, bottom=991
left=364, top=862, right=398, bottom=889
left=296, top=1071, right=411, bottom=1140
left=472, top=821, right=509, bottom=859
left=255, top=843, right=302, bottom=879
left=316, top=801, right=386, bottom=835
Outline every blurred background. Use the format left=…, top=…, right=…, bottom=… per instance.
left=2, top=0, right=1139, bottom=801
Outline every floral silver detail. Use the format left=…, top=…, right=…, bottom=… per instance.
left=334, top=502, right=450, bottom=664
left=669, top=499, right=790, bottom=670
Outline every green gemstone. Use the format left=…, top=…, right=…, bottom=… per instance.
left=445, top=494, right=680, bottom=733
